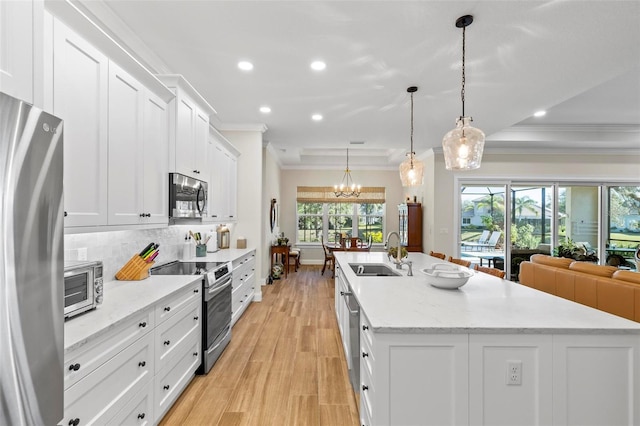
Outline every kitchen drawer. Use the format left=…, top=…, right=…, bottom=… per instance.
left=108, top=380, right=154, bottom=426
left=155, top=297, right=201, bottom=373
left=360, top=362, right=375, bottom=422
left=360, top=394, right=373, bottom=426
left=360, top=312, right=374, bottom=352
left=65, top=307, right=154, bottom=390
left=154, top=334, right=200, bottom=423
left=155, top=280, right=201, bottom=324
left=64, top=332, right=154, bottom=426
left=360, top=325, right=375, bottom=381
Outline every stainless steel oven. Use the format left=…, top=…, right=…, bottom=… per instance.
left=64, top=260, right=103, bottom=319
left=150, top=260, right=232, bottom=374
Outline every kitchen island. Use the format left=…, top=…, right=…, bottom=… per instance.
left=334, top=251, right=640, bottom=426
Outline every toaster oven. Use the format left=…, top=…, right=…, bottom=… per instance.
left=64, top=260, right=103, bottom=319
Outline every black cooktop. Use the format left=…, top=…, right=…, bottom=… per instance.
left=150, top=261, right=227, bottom=276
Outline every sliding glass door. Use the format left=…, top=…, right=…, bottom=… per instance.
left=606, top=185, right=640, bottom=269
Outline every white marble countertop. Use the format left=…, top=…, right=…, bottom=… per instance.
left=64, top=247, right=256, bottom=354
left=334, top=251, right=640, bottom=334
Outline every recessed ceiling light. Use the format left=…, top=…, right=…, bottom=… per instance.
left=259, top=106, right=271, bottom=114
left=237, top=61, right=253, bottom=71
left=311, top=114, right=323, bottom=121
left=310, top=61, right=326, bottom=71
left=534, top=110, right=546, bottom=117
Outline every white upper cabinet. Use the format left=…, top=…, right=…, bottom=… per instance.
left=107, top=63, right=170, bottom=226
left=107, top=63, right=144, bottom=225
left=209, top=129, right=239, bottom=222
left=157, top=75, right=216, bottom=181
left=53, top=18, right=109, bottom=227
left=0, top=0, right=42, bottom=104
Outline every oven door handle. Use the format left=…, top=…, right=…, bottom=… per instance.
left=208, top=276, right=232, bottom=297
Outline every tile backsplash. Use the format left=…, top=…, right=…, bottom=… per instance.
left=64, top=224, right=234, bottom=280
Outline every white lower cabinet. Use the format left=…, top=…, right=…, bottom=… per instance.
left=64, top=280, right=201, bottom=425
left=231, top=250, right=256, bottom=325
left=63, top=332, right=154, bottom=426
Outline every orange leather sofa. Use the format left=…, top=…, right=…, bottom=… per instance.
left=519, top=254, right=640, bottom=322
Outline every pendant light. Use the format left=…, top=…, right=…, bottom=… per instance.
left=442, top=15, right=485, bottom=171
left=334, top=148, right=361, bottom=197
left=399, top=86, right=425, bottom=187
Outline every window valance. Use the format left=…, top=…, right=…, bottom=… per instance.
left=296, top=186, right=386, bottom=204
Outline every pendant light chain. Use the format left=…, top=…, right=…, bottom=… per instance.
left=410, top=90, right=415, bottom=168
left=461, top=24, right=466, bottom=118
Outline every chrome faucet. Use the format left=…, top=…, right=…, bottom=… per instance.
left=384, top=231, right=413, bottom=276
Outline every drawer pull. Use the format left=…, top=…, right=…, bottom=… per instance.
left=194, top=288, right=199, bottom=293
left=193, top=352, right=198, bottom=357
left=68, top=418, right=80, bottom=426
left=362, top=385, right=369, bottom=391
left=137, top=413, right=145, bottom=420
left=139, top=322, right=147, bottom=328
left=138, top=361, right=146, bottom=367
left=194, top=316, right=199, bottom=320
left=362, top=352, right=369, bottom=358
left=164, top=340, right=171, bottom=346
left=164, top=306, right=171, bottom=312
left=68, top=363, right=80, bottom=371
left=362, top=325, right=369, bottom=331
left=163, top=385, right=170, bottom=390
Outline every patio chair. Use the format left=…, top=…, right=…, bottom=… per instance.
left=479, top=231, right=501, bottom=251
left=461, top=230, right=491, bottom=251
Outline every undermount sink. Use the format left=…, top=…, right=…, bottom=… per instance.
left=349, top=263, right=401, bottom=277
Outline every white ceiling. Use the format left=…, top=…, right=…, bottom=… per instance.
left=77, top=0, right=640, bottom=169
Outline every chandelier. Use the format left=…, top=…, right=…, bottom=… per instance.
left=399, top=86, right=424, bottom=186
left=334, top=148, right=361, bottom=197
left=442, top=15, right=485, bottom=171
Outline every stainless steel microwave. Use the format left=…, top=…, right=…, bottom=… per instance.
left=64, top=260, right=103, bottom=319
left=169, top=173, right=208, bottom=219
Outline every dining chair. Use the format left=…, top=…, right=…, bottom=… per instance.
left=429, top=251, right=446, bottom=260
left=448, top=256, right=471, bottom=268
left=289, top=247, right=301, bottom=272
left=320, top=235, right=335, bottom=276
left=474, top=264, right=506, bottom=279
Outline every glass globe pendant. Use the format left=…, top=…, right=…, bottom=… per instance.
left=442, top=116, right=485, bottom=170
left=399, top=86, right=424, bottom=186
left=442, top=15, right=485, bottom=171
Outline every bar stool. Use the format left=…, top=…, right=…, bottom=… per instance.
left=289, top=248, right=301, bottom=272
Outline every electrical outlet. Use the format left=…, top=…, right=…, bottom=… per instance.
left=506, top=361, right=522, bottom=385
left=78, top=247, right=88, bottom=261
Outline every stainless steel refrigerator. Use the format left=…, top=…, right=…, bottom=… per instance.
left=0, top=91, right=64, bottom=425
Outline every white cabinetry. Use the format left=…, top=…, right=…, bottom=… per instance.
left=107, top=62, right=169, bottom=225
left=0, top=0, right=42, bottom=104
left=63, top=280, right=201, bottom=425
left=158, top=75, right=216, bottom=180
left=334, top=265, right=351, bottom=369
left=231, top=250, right=256, bottom=325
left=53, top=18, right=109, bottom=227
left=210, top=133, right=239, bottom=222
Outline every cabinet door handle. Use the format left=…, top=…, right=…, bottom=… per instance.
left=64, top=211, right=68, bottom=217
left=193, top=352, right=198, bottom=357
left=362, top=352, right=369, bottom=358
left=138, top=361, right=146, bottom=367
left=362, top=325, right=369, bottom=331
left=139, top=321, right=147, bottom=328
left=164, top=306, right=171, bottom=312
left=137, top=413, right=145, bottom=420
left=68, top=363, right=80, bottom=371
left=193, top=316, right=199, bottom=320
left=362, top=385, right=369, bottom=391
left=163, top=385, right=170, bottom=390
left=193, top=170, right=198, bottom=174
left=164, top=340, right=170, bottom=346
left=194, top=288, right=199, bottom=293
left=139, top=213, right=145, bottom=217
left=68, top=418, right=80, bottom=426
left=145, top=213, right=151, bottom=217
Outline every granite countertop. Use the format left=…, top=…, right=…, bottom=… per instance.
left=334, top=251, right=640, bottom=334
left=64, top=247, right=256, bottom=354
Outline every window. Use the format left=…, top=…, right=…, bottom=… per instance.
left=297, top=202, right=386, bottom=244
left=296, top=186, right=386, bottom=244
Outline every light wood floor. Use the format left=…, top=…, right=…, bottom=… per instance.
left=159, top=266, right=359, bottom=426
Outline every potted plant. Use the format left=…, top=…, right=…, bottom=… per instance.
left=553, top=238, right=598, bottom=262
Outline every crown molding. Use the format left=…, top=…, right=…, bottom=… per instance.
left=217, top=123, right=269, bottom=133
